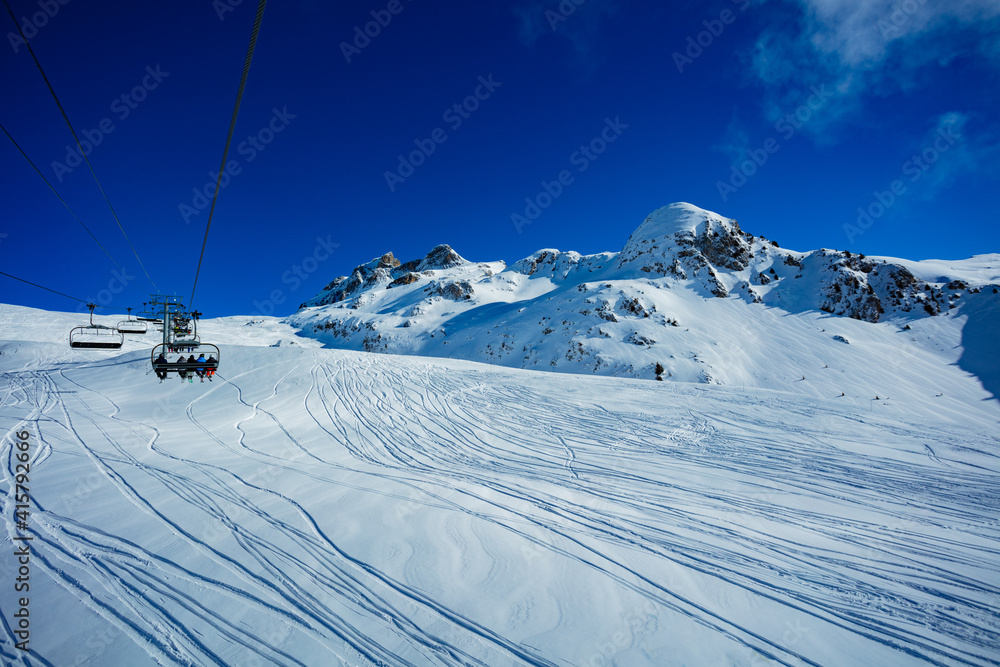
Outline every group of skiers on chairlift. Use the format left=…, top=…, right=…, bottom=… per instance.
left=172, top=315, right=191, bottom=332
left=154, top=352, right=217, bottom=382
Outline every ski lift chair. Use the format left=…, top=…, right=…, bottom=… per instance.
left=70, top=304, right=124, bottom=350
left=117, top=307, right=148, bottom=334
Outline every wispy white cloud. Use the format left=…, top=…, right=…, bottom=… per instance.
left=798, top=0, right=1000, bottom=68
left=747, top=0, right=1000, bottom=132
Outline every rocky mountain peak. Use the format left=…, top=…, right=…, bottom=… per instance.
left=615, top=203, right=751, bottom=296
left=376, top=252, right=400, bottom=269
left=417, top=244, right=466, bottom=271
left=300, top=245, right=472, bottom=309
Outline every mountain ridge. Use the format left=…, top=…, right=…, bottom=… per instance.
left=290, top=203, right=1000, bottom=398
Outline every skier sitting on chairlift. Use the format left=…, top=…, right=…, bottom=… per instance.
left=155, top=353, right=168, bottom=381
left=205, top=355, right=217, bottom=380
left=196, top=353, right=207, bottom=381
left=176, top=355, right=189, bottom=380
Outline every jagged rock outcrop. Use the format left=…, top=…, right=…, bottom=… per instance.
left=388, top=272, right=422, bottom=289
left=510, top=249, right=612, bottom=280
left=616, top=203, right=749, bottom=298
left=304, top=252, right=401, bottom=307
left=809, top=250, right=952, bottom=322
left=300, top=245, right=468, bottom=308
left=426, top=280, right=474, bottom=301
left=418, top=244, right=466, bottom=270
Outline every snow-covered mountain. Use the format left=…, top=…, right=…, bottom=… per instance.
left=2, top=204, right=997, bottom=666
left=291, top=203, right=1000, bottom=405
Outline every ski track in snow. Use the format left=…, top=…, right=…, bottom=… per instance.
left=1, top=347, right=999, bottom=666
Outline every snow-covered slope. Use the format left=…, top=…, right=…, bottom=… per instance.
left=290, top=203, right=1000, bottom=408
left=1, top=304, right=999, bottom=665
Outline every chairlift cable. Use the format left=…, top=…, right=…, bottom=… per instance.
left=0, top=270, right=131, bottom=311
left=0, top=120, right=125, bottom=273
left=3, top=0, right=158, bottom=292
left=0, top=269, right=86, bottom=304
left=189, top=0, right=268, bottom=309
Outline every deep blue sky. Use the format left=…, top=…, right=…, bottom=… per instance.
left=2, top=0, right=998, bottom=317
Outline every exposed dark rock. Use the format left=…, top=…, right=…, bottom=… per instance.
left=689, top=218, right=751, bottom=271
left=427, top=280, right=474, bottom=301
left=388, top=272, right=421, bottom=289
left=420, top=244, right=465, bottom=270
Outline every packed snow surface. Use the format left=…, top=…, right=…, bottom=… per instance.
left=1, top=305, right=999, bottom=665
